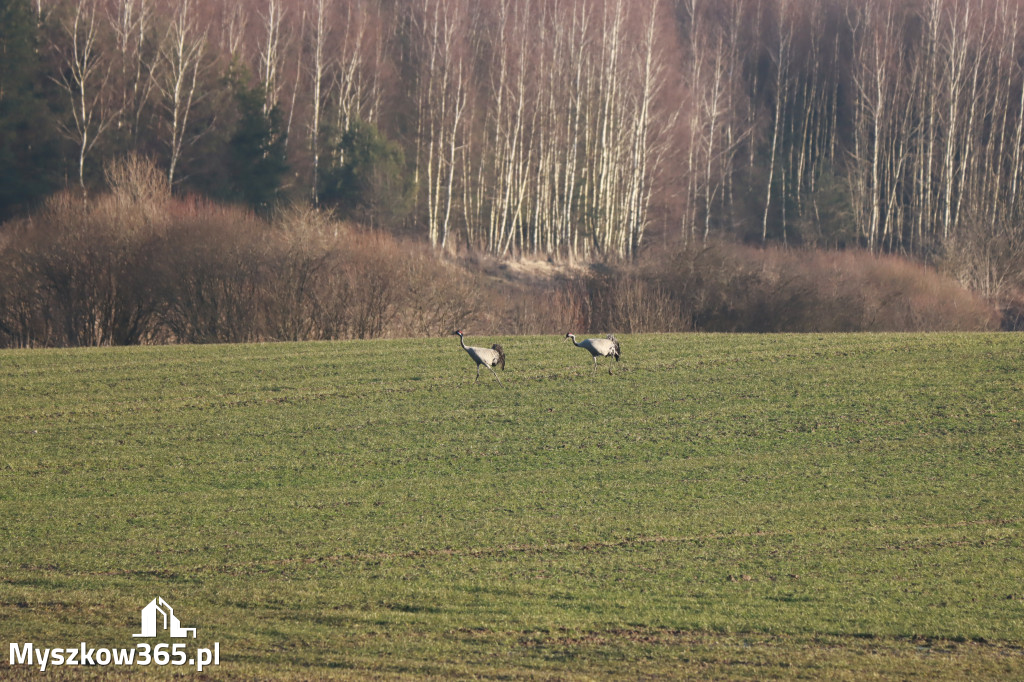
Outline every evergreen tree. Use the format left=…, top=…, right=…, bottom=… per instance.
left=318, top=119, right=411, bottom=229
left=0, top=0, right=61, bottom=221
left=226, top=71, right=288, bottom=215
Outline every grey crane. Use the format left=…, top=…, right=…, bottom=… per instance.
left=453, top=330, right=506, bottom=386
left=565, top=333, right=621, bottom=372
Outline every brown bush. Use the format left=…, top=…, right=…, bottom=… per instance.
left=536, top=240, right=998, bottom=335
left=0, top=176, right=1001, bottom=348
left=0, top=192, right=162, bottom=347
left=154, top=212, right=265, bottom=343
left=672, top=242, right=997, bottom=332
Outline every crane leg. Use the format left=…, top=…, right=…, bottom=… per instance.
left=475, top=365, right=481, bottom=382
left=487, top=365, right=505, bottom=387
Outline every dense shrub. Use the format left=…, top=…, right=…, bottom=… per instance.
left=0, top=167, right=1001, bottom=348
left=578, top=242, right=998, bottom=334
left=0, top=165, right=476, bottom=347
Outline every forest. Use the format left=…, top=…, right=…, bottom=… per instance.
left=1, top=0, right=1024, bottom=345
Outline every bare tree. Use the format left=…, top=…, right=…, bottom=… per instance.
left=762, top=0, right=793, bottom=242
left=624, top=0, right=672, bottom=256
left=484, top=0, right=532, bottom=256
left=157, top=0, right=207, bottom=187
left=107, top=0, right=156, bottom=149
left=258, top=0, right=286, bottom=114
left=50, top=0, right=121, bottom=190
left=682, top=0, right=747, bottom=242
left=307, top=0, right=331, bottom=202
left=413, top=0, right=469, bottom=251
left=222, top=3, right=247, bottom=58
left=330, top=0, right=367, bottom=136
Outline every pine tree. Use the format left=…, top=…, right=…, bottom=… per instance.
left=226, top=71, right=288, bottom=215
left=318, top=119, right=411, bottom=229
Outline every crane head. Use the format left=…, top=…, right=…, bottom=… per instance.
left=452, top=330, right=463, bottom=337
left=564, top=333, right=575, bottom=341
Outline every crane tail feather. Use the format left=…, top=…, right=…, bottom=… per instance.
left=607, top=334, right=621, bottom=360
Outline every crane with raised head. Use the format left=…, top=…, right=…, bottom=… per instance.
left=452, top=330, right=505, bottom=386
left=565, top=333, right=621, bottom=373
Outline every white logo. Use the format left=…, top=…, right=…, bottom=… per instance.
left=8, top=597, right=219, bottom=673
left=133, top=598, right=196, bottom=639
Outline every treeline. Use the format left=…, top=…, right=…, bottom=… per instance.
left=0, top=157, right=1000, bottom=348
left=1, top=2, right=1024, bottom=267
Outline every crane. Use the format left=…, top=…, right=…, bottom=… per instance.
left=565, top=333, right=621, bottom=373
left=452, top=330, right=505, bottom=386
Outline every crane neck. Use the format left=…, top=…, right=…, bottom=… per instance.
left=458, top=333, right=469, bottom=351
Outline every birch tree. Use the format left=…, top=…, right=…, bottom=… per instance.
left=258, top=0, right=285, bottom=115
left=51, top=0, right=120, bottom=190
left=414, top=0, right=468, bottom=250
left=157, top=0, right=207, bottom=187
left=330, top=0, right=368, bottom=136
left=762, top=0, right=793, bottom=242
left=307, top=0, right=330, bottom=203
left=485, top=0, right=533, bottom=256
left=624, top=0, right=670, bottom=256
left=107, top=0, right=155, bottom=149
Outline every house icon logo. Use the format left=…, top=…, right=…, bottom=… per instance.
left=132, top=597, right=197, bottom=638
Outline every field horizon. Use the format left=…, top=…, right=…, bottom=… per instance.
left=1, top=333, right=1022, bottom=679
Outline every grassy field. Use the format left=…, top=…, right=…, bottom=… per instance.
left=1, top=333, right=1022, bottom=679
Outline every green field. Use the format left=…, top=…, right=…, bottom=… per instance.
left=1, top=333, right=1023, bottom=679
